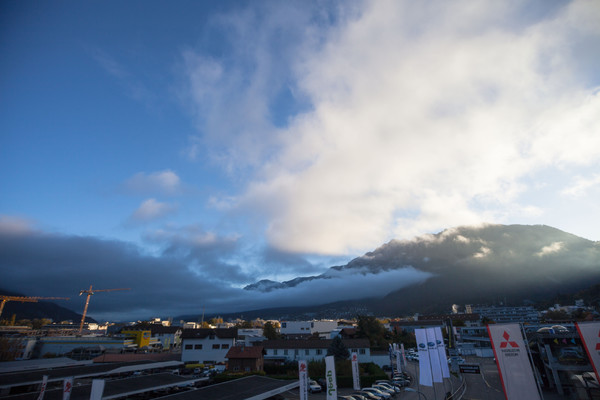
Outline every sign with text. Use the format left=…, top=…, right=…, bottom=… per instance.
left=298, top=360, right=308, bottom=400
left=488, top=323, right=541, bottom=400
left=351, top=352, right=361, bottom=390
left=325, top=355, right=338, bottom=400
left=459, top=364, right=481, bottom=374
left=576, top=322, right=600, bottom=383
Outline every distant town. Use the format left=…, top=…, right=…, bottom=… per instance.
left=1, top=298, right=598, bottom=399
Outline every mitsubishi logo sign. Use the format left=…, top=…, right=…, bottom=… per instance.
left=500, top=331, right=519, bottom=348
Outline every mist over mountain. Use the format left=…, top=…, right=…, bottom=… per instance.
left=242, top=224, right=600, bottom=317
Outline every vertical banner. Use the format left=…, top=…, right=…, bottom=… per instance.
left=63, top=377, right=73, bottom=400
left=351, top=352, right=361, bottom=390
left=488, top=323, right=541, bottom=400
left=37, top=375, right=48, bottom=400
left=89, top=379, right=105, bottom=400
left=395, top=350, right=403, bottom=373
left=435, top=327, right=450, bottom=378
left=576, top=322, right=600, bottom=383
left=426, top=328, right=443, bottom=383
left=415, top=328, right=433, bottom=387
left=298, top=360, right=308, bottom=400
left=401, top=343, right=407, bottom=367
left=325, top=355, right=338, bottom=400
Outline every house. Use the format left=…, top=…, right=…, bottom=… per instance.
left=181, top=328, right=238, bottom=364
left=263, top=338, right=370, bottom=363
left=226, top=345, right=265, bottom=372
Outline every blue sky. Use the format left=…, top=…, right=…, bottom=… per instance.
left=1, top=0, right=599, bottom=320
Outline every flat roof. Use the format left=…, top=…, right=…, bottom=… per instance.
left=0, top=360, right=183, bottom=388
left=156, top=375, right=299, bottom=400
left=1, top=373, right=204, bottom=400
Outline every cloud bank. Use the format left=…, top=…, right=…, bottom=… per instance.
left=183, top=0, right=600, bottom=255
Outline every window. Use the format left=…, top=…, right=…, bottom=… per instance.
left=185, top=344, right=192, bottom=350
left=305, top=349, right=309, bottom=355
left=359, top=349, right=366, bottom=354
left=273, top=349, right=278, bottom=355
left=282, top=322, right=286, bottom=328
left=316, top=349, right=322, bottom=355
left=212, top=344, right=219, bottom=349
left=195, top=344, right=203, bottom=350
left=352, top=348, right=358, bottom=353
left=294, top=349, right=299, bottom=355
left=222, top=344, right=229, bottom=349
left=284, top=349, right=288, bottom=355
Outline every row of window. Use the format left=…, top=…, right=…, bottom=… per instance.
left=184, top=344, right=230, bottom=350
left=272, top=348, right=365, bottom=355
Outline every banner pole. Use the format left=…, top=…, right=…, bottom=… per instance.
left=520, top=323, right=544, bottom=400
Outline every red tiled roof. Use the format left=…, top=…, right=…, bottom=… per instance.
left=226, top=346, right=265, bottom=359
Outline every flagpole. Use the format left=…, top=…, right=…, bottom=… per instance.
left=520, top=323, right=544, bottom=400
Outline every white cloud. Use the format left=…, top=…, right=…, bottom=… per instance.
left=562, top=174, right=600, bottom=197
left=473, top=247, right=492, bottom=259
left=123, top=170, right=182, bottom=196
left=536, top=242, right=564, bottom=257
left=129, top=199, right=176, bottom=223
left=185, top=0, right=600, bottom=255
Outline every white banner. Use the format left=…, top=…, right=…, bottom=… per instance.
left=351, top=352, right=361, bottom=390
left=435, top=327, right=450, bottom=378
left=401, top=343, right=407, bottom=367
left=325, top=355, right=338, bottom=400
left=89, top=379, right=105, bottom=400
left=298, top=360, right=308, bottom=400
left=415, top=328, right=433, bottom=386
left=426, top=328, right=443, bottom=383
left=37, top=375, right=48, bottom=400
left=576, top=322, right=600, bottom=383
left=488, top=323, right=541, bottom=400
left=63, top=377, right=73, bottom=400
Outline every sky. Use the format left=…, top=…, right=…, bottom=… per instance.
left=1, top=0, right=599, bottom=321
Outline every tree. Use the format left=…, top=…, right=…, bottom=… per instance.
left=356, top=315, right=388, bottom=350
left=327, top=336, right=350, bottom=361
left=263, top=321, right=280, bottom=340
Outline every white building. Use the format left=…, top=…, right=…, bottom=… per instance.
left=279, top=320, right=339, bottom=338
left=181, top=328, right=238, bottom=364
left=466, top=305, right=539, bottom=324
left=263, top=338, right=370, bottom=363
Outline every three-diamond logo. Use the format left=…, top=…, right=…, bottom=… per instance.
left=500, top=331, right=519, bottom=348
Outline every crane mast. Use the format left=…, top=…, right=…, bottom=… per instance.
left=78, top=285, right=130, bottom=334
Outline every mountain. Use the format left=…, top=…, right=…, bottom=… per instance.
left=243, top=224, right=600, bottom=317
left=0, top=289, right=93, bottom=323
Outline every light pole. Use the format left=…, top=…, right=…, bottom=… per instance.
left=404, top=387, right=428, bottom=400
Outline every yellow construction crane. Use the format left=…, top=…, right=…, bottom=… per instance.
left=0, top=295, right=70, bottom=319
left=78, top=285, right=130, bottom=334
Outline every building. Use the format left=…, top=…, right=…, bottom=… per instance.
left=226, top=345, right=265, bottom=372
left=36, top=336, right=136, bottom=358
left=181, top=328, right=238, bottom=364
left=279, top=320, right=339, bottom=339
left=147, top=325, right=182, bottom=349
left=466, top=305, right=539, bottom=324
left=263, top=338, right=370, bottom=363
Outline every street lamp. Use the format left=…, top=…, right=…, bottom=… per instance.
left=404, top=387, right=428, bottom=400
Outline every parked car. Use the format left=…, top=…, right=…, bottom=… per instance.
left=448, top=356, right=465, bottom=364
left=356, top=390, right=384, bottom=400
left=362, top=387, right=392, bottom=399
left=350, top=393, right=368, bottom=400
left=374, top=381, right=400, bottom=393
left=373, top=384, right=397, bottom=396
left=308, top=379, right=322, bottom=393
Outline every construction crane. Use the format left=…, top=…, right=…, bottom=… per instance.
left=0, top=295, right=70, bottom=319
left=78, top=285, right=130, bottom=334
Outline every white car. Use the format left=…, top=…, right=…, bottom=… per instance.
left=308, top=379, right=322, bottom=393
left=362, top=387, right=392, bottom=399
